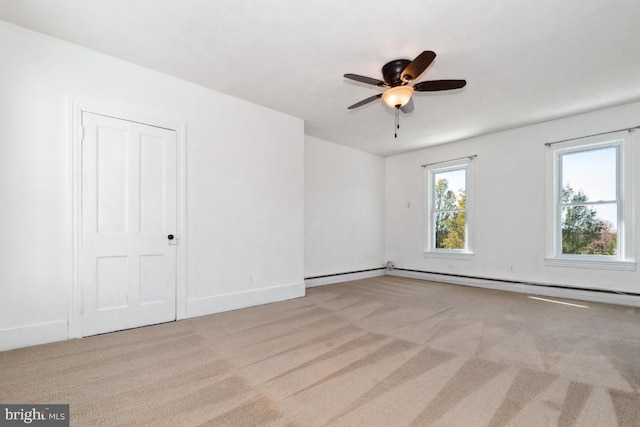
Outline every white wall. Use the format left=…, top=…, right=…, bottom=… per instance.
left=386, top=101, right=640, bottom=294
left=0, top=21, right=304, bottom=351
left=304, top=135, right=385, bottom=282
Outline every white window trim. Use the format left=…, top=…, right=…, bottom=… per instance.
left=545, top=130, right=636, bottom=270
left=424, top=158, right=474, bottom=257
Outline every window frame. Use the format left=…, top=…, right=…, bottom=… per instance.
left=545, top=131, right=636, bottom=270
left=424, top=158, right=473, bottom=257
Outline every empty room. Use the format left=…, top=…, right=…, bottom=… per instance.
left=1, top=1, right=639, bottom=425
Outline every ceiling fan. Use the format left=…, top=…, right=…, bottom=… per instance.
left=344, top=51, right=466, bottom=114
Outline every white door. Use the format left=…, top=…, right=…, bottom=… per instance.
left=80, top=112, right=178, bottom=336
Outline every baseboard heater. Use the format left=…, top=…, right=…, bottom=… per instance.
left=305, top=267, right=385, bottom=280
left=393, top=267, right=640, bottom=298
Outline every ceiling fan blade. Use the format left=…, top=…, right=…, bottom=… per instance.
left=401, top=51, right=436, bottom=82
left=413, top=79, right=467, bottom=92
left=347, top=94, right=382, bottom=109
left=344, top=73, right=387, bottom=87
left=400, top=98, right=414, bottom=113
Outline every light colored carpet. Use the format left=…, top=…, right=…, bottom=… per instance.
left=1, top=276, right=640, bottom=426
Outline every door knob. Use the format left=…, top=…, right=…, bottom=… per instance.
left=167, top=234, right=174, bottom=240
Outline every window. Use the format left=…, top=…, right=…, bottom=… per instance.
left=546, top=131, right=635, bottom=269
left=425, top=159, right=472, bottom=255
left=559, top=146, right=618, bottom=255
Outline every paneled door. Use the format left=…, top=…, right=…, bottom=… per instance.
left=80, top=112, right=177, bottom=336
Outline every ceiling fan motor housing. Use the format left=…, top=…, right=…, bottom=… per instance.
left=382, top=59, right=411, bottom=86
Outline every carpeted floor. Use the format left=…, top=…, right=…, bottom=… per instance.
left=1, top=276, right=640, bottom=426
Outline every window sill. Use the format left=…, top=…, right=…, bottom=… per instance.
left=423, top=251, right=474, bottom=261
left=544, top=257, right=636, bottom=271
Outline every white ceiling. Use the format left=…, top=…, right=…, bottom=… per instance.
left=2, top=0, right=640, bottom=156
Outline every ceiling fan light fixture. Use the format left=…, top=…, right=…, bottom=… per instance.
left=381, top=85, right=414, bottom=108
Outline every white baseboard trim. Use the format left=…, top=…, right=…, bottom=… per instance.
left=305, top=269, right=386, bottom=288
left=388, top=270, right=640, bottom=308
left=185, top=281, right=305, bottom=318
left=0, top=320, right=68, bottom=352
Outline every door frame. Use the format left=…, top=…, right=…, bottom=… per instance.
left=68, top=101, right=187, bottom=338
